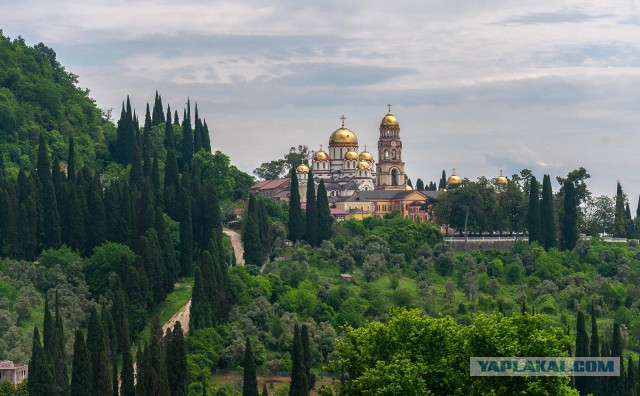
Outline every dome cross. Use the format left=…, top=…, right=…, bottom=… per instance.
left=340, top=115, right=346, bottom=127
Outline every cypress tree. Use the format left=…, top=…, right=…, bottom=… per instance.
left=541, top=175, right=557, bottom=249
left=130, top=141, right=143, bottom=187
left=179, top=184, right=193, bottom=276
left=148, top=325, right=170, bottom=396
left=527, top=176, right=542, bottom=244
left=611, top=322, right=624, bottom=395
left=0, top=188, right=16, bottom=257
left=588, top=304, right=600, bottom=396
left=304, top=168, right=318, bottom=246
left=243, top=194, right=264, bottom=265
left=112, top=283, right=131, bottom=353
left=627, top=356, right=637, bottom=396
left=316, top=179, right=331, bottom=244
left=87, top=306, right=107, bottom=393
left=289, top=324, right=307, bottom=396
left=243, top=338, right=259, bottom=396
left=112, top=354, right=119, bottom=396
left=301, top=324, right=314, bottom=391
left=575, top=310, right=589, bottom=395
left=439, top=170, right=447, bottom=190
left=120, top=337, right=135, bottom=396
left=636, top=195, right=640, bottom=218
left=68, top=134, right=75, bottom=181
left=71, top=329, right=93, bottom=396
left=37, top=134, right=62, bottom=248
left=561, top=180, right=578, bottom=250
left=189, top=267, right=211, bottom=330
left=256, top=198, right=272, bottom=257
left=174, top=110, right=180, bottom=125
left=152, top=153, right=161, bottom=206
left=95, top=348, right=113, bottom=396
left=166, top=322, right=188, bottom=396
left=164, top=105, right=176, bottom=150
left=614, top=181, right=626, bottom=237
left=415, top=178, right=424, bottom=191
left=42, top=294, right=53, bottom=353
left=87, top=173, right=107, bottom=253
left=164, top=149, right=180, bottom=219
left=202, top=120, right=212, bottom=153
left=193, top=104, right=203, bottom=153
left=288, top=167, right=303, bottom=242
left=50, top=292, right=69, bottom=395
left=181, top=106, right=193, bottom=169
left=28, top=327, right=55, bottom=396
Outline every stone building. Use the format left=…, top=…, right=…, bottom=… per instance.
left=0, top=360, right=28, bottom=388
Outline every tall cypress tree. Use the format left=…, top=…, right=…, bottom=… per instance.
left=439, top=170, right=447, bottom=190
left=561, top=180, right=578, bottom=250
left=179, top=183, right=193, bottom=276
left=28, top=327, right=55, bottom=396
left=68, top=133, right=76, bottom=181
left=112, top=355, right=119, bottom=396
left=416, top=178, right=424, bottom=191
left=37, top=134, right=62, bottom=248
left=181, top=107, right=193, bottom=170
left=614, top=181, right=626, bottom=238
left=202, top=120, right=212, bottom=153
left=316, top=179, right=331, bottom=244
left=588, top=304, right=600, bottom=396
left=243, top=338, right=259, bottom=396
left=71, top=329, right=93, bottom=396
left=611, top=322, right=624, bottom=395
left=42, top=294, right=53, bottom=353
left=289, top=324, right=308, bottom=396
left=636, top=195, right=640, bottom=218
left=627, top=356, right=637, bottom=396
left=301, top=324, right=314, bottom=391
left=527, top=176, right=542, bottom=244
left=304, top=168, right=318, bottom=246
left=242, top=194, right=264, bottom=265
left=541, top=175, right=557, bottom=249
left=288, top=167, right=303, bottom=243
left=189, top=267, right=211, bottom=330
left=256, top=198, right=272, bottom=257
left=120, top=336, right=135, bottom=396
left=575, top=310, right=589, bottom=395
left=112, top=282, right=131, bottom=353
left=87, top=306, right=107, bottom=394
left=166, top=322, right=188, bottom=396
left=50, top=292, right=69, bottom=395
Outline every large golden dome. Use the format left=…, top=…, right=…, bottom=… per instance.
left=345, top=150, right=359, bottom=160
left=496, top=170, right=508, bottom=186
left=447, top=169, right=462, bottom=186
left=357, top=161, right=370, bottom=170
left=359, top=149, right=373, bottom=162
left=296, top=163, right=309, bottom=174
left=314, top=149, right=329, bottom=162
left=329, top=127, right=358, bottom=146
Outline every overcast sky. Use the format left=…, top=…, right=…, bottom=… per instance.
left=2, top=0, right=639, bottom=201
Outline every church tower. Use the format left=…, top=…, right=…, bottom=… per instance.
left=375, top=105, right=405, bottom=190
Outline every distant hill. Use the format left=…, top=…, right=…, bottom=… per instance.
left=0, top=30, right=115, bottom=178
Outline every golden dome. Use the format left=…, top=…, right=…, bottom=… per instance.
left=405, top=184, right=413, bottom=190
left=496, top=170, right=508, bottom=186
left=329, top=127, right=358, bottom=146
left=359, top=149, right=373, bottom=162
left=381, top=113, right=399, bottom=127
left=357, top=161, right=370, bottom=170
left=296, top=163, right=309, bottom=174
left=447, top=169, right=462, bottom=186
left=345, top=150, right=359, bottom=160
left=314, top=149, right=329, bottom=162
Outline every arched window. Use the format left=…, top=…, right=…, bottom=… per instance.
left=323, top=162, right=326, bottom=170
left=392, top=150, right=397, bottom=160
left=391, top=168, right=399, bottom=185
left=384, top=149, right=389, bottom=160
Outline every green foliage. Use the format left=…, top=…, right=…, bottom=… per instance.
left=84, top=242, right=135, bottom=296
left=328, top=309, right=577, bottom=395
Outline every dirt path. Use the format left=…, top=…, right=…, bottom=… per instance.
left=224, top=229, right=245, bottom=265
left=163, top=300, right=191, bottom=333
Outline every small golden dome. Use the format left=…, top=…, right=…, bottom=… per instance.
left=359, top=149, right=373, bottom=162
left=296, top=163, right=309, bottom=174
left=357, top=161, right=370, bottom=170
left=345, top=150, right=359, bottom=160
left=496, top=170, right=508, bottom=186
left=381, top=113, right=399, bottom=127
left=447, top=169, right=462, bottom=186
left=405, top=184, right=413, bottom=190
left=314, top=150, right=329, bottom=162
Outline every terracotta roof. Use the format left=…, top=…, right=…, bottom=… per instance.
left=251, top=178, right=290, bottom=191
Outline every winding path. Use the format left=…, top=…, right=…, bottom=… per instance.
left=223, top=229, right=245, bottom=265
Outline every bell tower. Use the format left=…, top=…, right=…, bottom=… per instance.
left=375, top=105, right=405, bottom=190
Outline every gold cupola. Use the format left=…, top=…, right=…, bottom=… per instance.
left=359, top=146, right=374, bottom=161
left=357, top=161, right=370, bottom=170
left=313, top=147, right=329, bottom=162
left=381, top=104, right=399, bottom=126
left=447, top=169, right=462, bottom=187
left=329, top=115, right=358, bottom=147
left=296, top=163, right=309, bottom=174
left=345, top=150, right=359, bottom=161
left=496, top=170, right=508, bottom=186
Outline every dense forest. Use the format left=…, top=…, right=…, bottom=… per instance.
left=2, top=30, right=640, bottom=396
